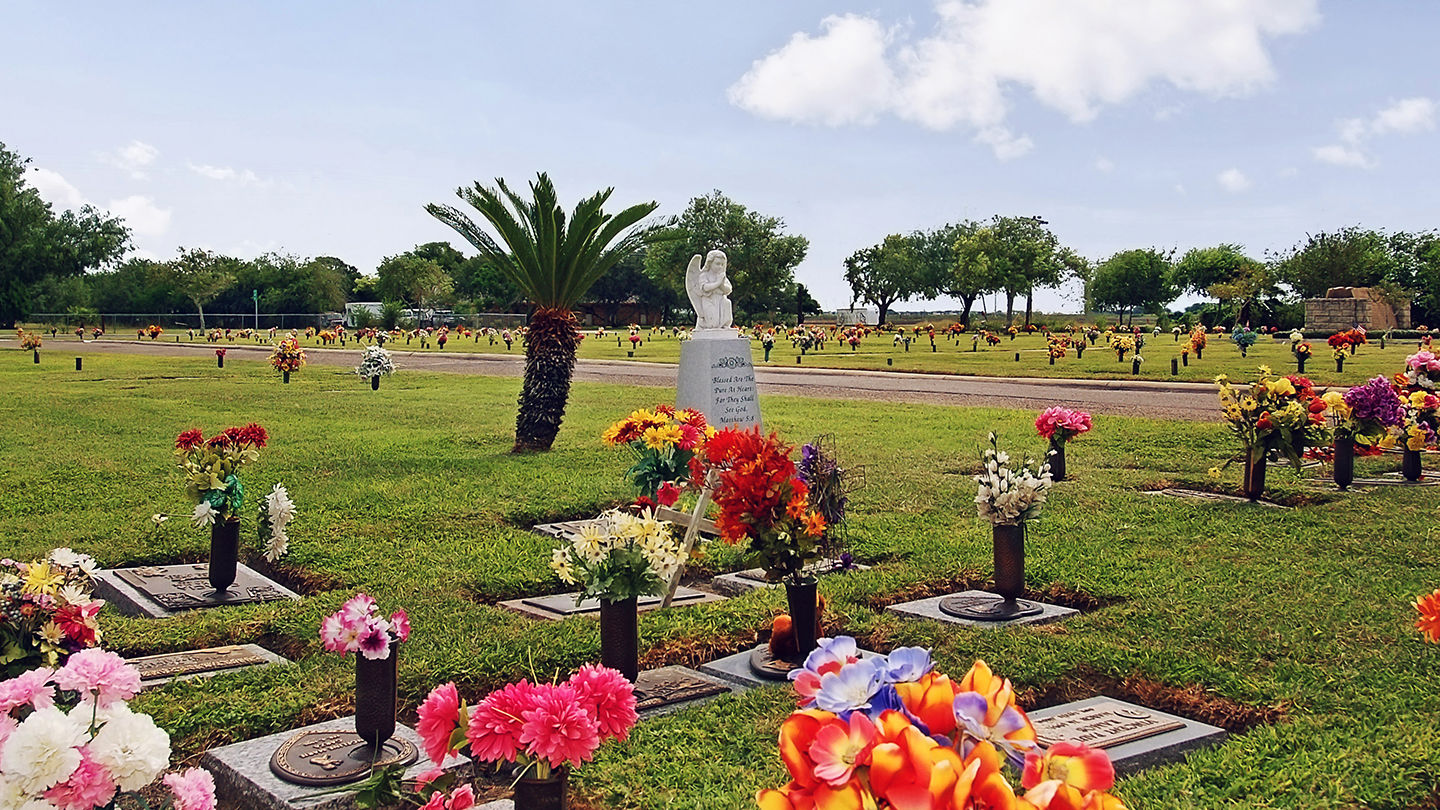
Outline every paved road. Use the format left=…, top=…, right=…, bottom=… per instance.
left=17, top=339, right=1223, bottom=421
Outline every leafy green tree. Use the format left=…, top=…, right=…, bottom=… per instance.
left=427, top=173, right=657, bottom=452
left=1088, top=249, right=1178, bottom=325
left=0, top=142, right=130, bottom=326
left=1273, top=227, right=1394, bottom=299
left=944, top=221, right=999, bottom=326
left=167, top=248, right=240, bottom=330
left=375, top=254, right=452, bottom=309
left=645, top=191, right=808, bottom=323
left=843, top=234, right=918, bottom=325
left=981, top=216, right=1064, bottom=327
left=1173, top=244, right=1277, bottom=326
left=583, top=250, right=672, bottom=325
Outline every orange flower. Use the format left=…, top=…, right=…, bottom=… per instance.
left=1018, top=781, right=1128, bottom=810
left=894, top=672, right=962, bottom=737
left=803, top=511, right=827, bottom=538
left=1416, top=588, right=1440, bottom=644
left=1021, top=742, right=1114, bottom=792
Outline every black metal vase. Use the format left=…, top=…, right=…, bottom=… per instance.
left=33, top=350, right=40, bottom=364
left=355, top=647, right=398, bottom=749
left=1243, top=452, right=1267, bottom=501
left=371, top=375, right=380, bottom=390
left=1297, top=356, right=1307, bottom=373
left=1049, top=441, right=1066, bottom=482
left=785, top=580, right=819, bottom=660
left=1403, top=448, right=1423, bottom=482
left=513, top=768, right=568, bottom=810
left=599, top=597, right=639, bottom=683
left=282, top=370, right=290, bottom=383
left=992, top=523, right=1026, bottom=607
left=217, top=355, right=224, bottom=368
left=1333, top=433, right=1354, bottom=490
left=209, top=518, right=239, bottom=592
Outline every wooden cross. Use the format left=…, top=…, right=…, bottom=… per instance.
left=660, top=470, right=719, bottom=608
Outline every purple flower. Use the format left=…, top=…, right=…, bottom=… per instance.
left=357, top=622, right=392, bottom=660
left=882, top=647, right=933, bottom=684
left=1344, top=377, right=1405, bottom=427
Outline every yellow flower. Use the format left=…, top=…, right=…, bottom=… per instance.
left=39, top=621, right=65, bottom=645
left=22, top=561, right=64, bottom=596
left=642, top=424, right=683, bottom=450
left=1240, top=397, right=1259, bottom=412
left=1407, top=427, right=1427, bottom=451
left=1213, top=374, right=1229, bottom=384
left=1208, top=467, right=1222, bottom=479
left=1378, top=434, right=1397, bottom=449
left=1265, top=378, right=1296, bottom=397
left=1223, top=404, right=1242, bottom=420
left=1411, top=391, right=1431, bottom=408
left=600, top=422, right=626, bottom=445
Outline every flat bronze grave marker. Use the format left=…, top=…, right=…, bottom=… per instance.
left=97, top=564, right=299, bottom=617
left=269, top=729, right=418, bottom=787
left=521, top=587, right=707, bottom=616
left=128, top=644, right=285, bottom=685
left=1032, top=699, right=1184, bottom=749
left=633, top=667, right=731, bottom=714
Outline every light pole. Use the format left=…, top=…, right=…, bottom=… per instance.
left=253, top=289, right=259, bottom=332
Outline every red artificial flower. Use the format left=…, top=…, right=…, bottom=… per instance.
left=238, top=423, right=269, bottom=448
left=1256, top=412, right=1274, bottom=431
left=175, top=429, right=205, bottom=451
left=656, top=482, right=682, bottom=507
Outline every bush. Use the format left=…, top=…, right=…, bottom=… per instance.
left=380, top=301, right=404, bottom=331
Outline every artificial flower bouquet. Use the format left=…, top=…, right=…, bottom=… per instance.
left=256, top=483, right=296, bottom=563
left=0, top=648, right=217, bottom=810
left=1417, top=588, right=1440, bottom=644
left=320, top=593, right=411, bottom=660
left=1402, top=350, right=1439, bottom=392
left=757, top=637, right=1125, bottom=810
left=269, top=336, right=306, bottom=373
left=0, top=549, right=103, bottom=677
left=601, top=406, right=713, bottom=504
left=975, top=433, right=1052, bottom=527
left=355, top=345, right=396, bottom=378
left=796, top=439, right=849, bottom=556
left=410, top=664, right=637, bottom=799
left=1400, top=390, right=1439, bottom=451
left=549, top=508, right=686, bottom=602
left=1293, top=341, right=1313, bottom=361
left=1107, top=333, right=1135, bottom=360
left=705, top=428, right=827, bottom=584
left=1215, top=368, right=1330, bottom=465
left=1230, top=327, right=1258, bottom=352
left=1324, top=376, right=1405, bottom=453
left=1328, top=329, right=1366, bottom=355
left=17, top=329, right=42, bottom=350
left=174, top=423, right=268, bottom=527
left=1035, top=408, right=1092, bottom=447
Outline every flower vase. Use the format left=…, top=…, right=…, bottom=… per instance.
left=599, top=597, right=639, bottom=683
left=283, top=370, right=290, bottom=383
left=33, top=350, right=40, bottom=364
left=209, top=518, right=239, bottom=592
left=354, top=647, right=398, bottom=749
left=1242, top=451, right=1267, bottom=501
left=1335, top=357, right=1343, bottom=373
left=1048, top=440, right=1066, bottom=482
left=217, top=355, right=224, bottom=368
left=1403, top=448, right=1423, bottom=482
left=1333, top=433, right=1354, bottom=490
left=785, top=580, right=819, bottom=660
left=371, top=375, right=380, bottom=390
left=1297, top=356, right=1307, bottom=373
left=992, top=523, right=1026, bottom=609
left=1196, top=347, right=1203, bottom=360
left=514, top=768, right=568, bottom=810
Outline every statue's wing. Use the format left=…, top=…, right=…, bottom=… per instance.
left=685, top=254, right=703, bottom=314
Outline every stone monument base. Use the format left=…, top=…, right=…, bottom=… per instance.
left=676, top=336, right=760, bottom=430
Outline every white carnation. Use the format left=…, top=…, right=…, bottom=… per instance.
left=87, top=703, right=171, bottom=792
left=265, top=484, right=296, bottom=527
left=0, top=706, right=85, bottom=794
left=190, top=501, right=218, bottom=529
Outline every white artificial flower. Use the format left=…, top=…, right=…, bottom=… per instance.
left=56, top=585, right=89, bottom=607
left=47, top=548, right=82, bottom=568
left=151, top=513, right=169, bottom=526
left=87, top=703, right=171, bottom=792
left=190, top=501, right=219, bottom=529
left=263, top=526, right=289, bottom=564
left=0, top=706, right=86, bottom=794
left=550, top=549, right=577, bottom=585
left=265, top=484, right=296, bottom=527
left=0, top=775, right=28, bottom=810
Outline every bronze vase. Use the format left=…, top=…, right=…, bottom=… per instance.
left=992, top=523, right=1026, bottom=608
left=1333, top=433, right=1354, bottom=490
left=513, top=768, right=568, bottom=810
left=1242, top=451, right=1267, bottom=501
left=785, top=581, right=819, bottom=660
left=1403, top=448, right=1423, bottom=482
left=599, top=597, right=639, bottom=682
left=1048, top=441, right=1066, bottom=482
left=208, top=518, right=239, bottom=591
left=354, top=647, right=398, bottom=749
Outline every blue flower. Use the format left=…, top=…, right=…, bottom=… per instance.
left=882, top=647, right=933, bottom=684
left=814, top=657, right=883, bottom=714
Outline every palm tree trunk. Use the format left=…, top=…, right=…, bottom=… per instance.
left=513, top=307, right=580, bottom=452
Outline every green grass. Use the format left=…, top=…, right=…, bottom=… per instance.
left=36, top=328, right=1429, bottom=387
left=2, top=348, right=1438, bottom=808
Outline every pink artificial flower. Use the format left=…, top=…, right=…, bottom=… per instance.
left=0, top=666, right=56, bottom=712
left=518, top=683, right=601, bottom=768
left=467, top=680, right=538, bottom=762
left=1408, top=351, right=1440, bottom=372
left=390, top=609, right=411, bottom=642
left=655, top=482, right=682, bottom=507
left=44, top=751, right=118, bottom=810
left=412, top=766, right=446, bottom=793
left=416, top=683, right=462, bottom=765
left=357, top=622, right=392, bottom=660
left=320, top=613, right=358, bottom=653
left=1035, top=406, right=1093, bottom=442
left=52, top=649, right=142, bottom=707
left=419, top=793, right=447, bottom=810
left=340, top=593, right=378, bottom=623
left=0, top=714, right=15, bottom=749
left=567, top=665, right=638, bottom=742
left=448, top=785, right=476, bottom=809
left=163, top=768, right=217, bottom=810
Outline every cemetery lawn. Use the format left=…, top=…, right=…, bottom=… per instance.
left=53, top=329, right=1424, bottom=387
left=3, top=349, right=1438, bottom=809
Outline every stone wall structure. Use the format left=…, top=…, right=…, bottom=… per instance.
left=1304, top=287, right=1410, bottom=332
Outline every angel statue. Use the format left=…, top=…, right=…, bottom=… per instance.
left=686, top=250, right=733, bottom=331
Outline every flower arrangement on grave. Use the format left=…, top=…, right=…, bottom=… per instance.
left=1327, top=328, right=1366, bottom=355
left=975, top=433, right=1053, bottom=528
left=1400, top=390, right=1439, bottom=450
left=1416, top=588, right=1440, bottom=644
left=1108, top=333, right=1135, bottom=361
left=356, top=344, right=396, bottom=384
left=1188, top=326, right=1208, bottom=357
left=985, top=331, right=1002, bottom=346
left=18, top=329, right=42, bottom=350
left=796, top=437, right=856, bottom=570
left=1329, top=377, right=1405, bottom=450
left=757, top=637, right=1123, bottom=810
left=0, top=549, right=103, bottom=677
left=146, top=324, right=163, bottom=339
left=408, top=665, right=637, bottom=806
left=320, top=593, right=412, bottom=750
left=550, top=508, right=686, bottom=602
left=268, top=336, right=306, bottom=375
left=1034, top=407, right=1092, bottom=482
left=601, top=405, right=712, bottom=504
left=1216, top=368, right=1330, bottom=499
left=0, top=648, right=217, bottom=810
left=175, top=423, right=268, bottom=591
left=256, top=483, right=295, bottom=563
left=1046, top=335, right=1067, bottom=360
left=1231, top=327, right=1258, bottom=355
left=1403, top=350, right=1439, bottom=391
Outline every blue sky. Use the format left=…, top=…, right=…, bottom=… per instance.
left=6, top=1, right=1437, bottom=313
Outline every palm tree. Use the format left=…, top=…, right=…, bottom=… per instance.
left=427, top=173, right=657, bottom=452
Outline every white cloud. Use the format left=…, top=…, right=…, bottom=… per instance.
left=1313, top=96, right=1434, bottom=169
left=105, top=195, right=172, bottom=238
left=729, top=0, right=1319, bottom=158
left=27, top=168, right=88, bottom=210
left=103, top=140, right=159, bottom=179
left=187, top=162, right=267, bottom=186
left=1094, top=156, right=1115, bottom=172
left=1217, top=168, right=1251, bottom=192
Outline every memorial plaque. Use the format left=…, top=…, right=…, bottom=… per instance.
left=522, top=587, right=706, bottom=616
left=1032, top=699, right=1184, bottom=749
left=633, top=668, right=729, bottom=712
left=130, top=645, right=269, bottom=681
left=676, top=337, right=761, bottom=429
left=269, top=730, right=418, bottom=787
left=114, top=564, right=291, bottom=611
